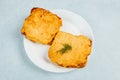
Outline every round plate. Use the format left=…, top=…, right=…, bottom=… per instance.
left=23, top=9, right=94, bottom=73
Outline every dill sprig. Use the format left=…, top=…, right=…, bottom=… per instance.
left=57, top=44, right=72, bottom=54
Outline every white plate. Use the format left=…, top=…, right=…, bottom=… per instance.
left=23, top=9, right=94, bottom=73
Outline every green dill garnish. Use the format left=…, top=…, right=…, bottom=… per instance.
left=57, top=44, right=72, bottom=54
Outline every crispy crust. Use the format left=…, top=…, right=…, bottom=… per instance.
left=21, top=7, right=62, bottom=44
left=48, top=31, right=92, bottom=68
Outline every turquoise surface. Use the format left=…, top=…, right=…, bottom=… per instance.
left=0, top=0, right=120, bottom=80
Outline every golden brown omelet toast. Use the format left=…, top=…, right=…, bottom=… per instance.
left=21, top=8, right=62, bottom=44
left=48, top=31, right=92, bottom=68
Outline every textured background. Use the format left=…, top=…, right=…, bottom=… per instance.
left=0, top=0, right=120, bottom=80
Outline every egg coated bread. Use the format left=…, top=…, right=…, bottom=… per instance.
left=21, top=8, right=62, bottom=44
left=48, top=31, right=92, bottom=68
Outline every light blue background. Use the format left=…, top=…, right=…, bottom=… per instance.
left=0, top=0, right=120, bottom=80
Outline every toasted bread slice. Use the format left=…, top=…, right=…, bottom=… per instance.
left=21, top=8, right=62, bottom=44
left=48, top=31, right=92, bottom=68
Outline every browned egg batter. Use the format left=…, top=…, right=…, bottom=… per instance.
left=48, top=31, right=92, bottom=68
left=21, top=7, right=62, bottom=44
